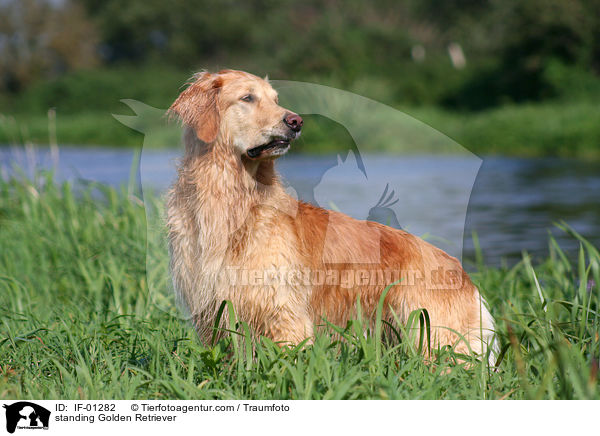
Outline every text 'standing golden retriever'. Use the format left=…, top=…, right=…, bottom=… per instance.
left=167, top=69, right=497, bottom=363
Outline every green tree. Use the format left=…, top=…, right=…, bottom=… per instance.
left=0, top=0, right=98, bottom=92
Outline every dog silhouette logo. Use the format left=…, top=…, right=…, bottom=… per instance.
left=113, top=79, right=482, bottom=317
left=3, top=402, right=50, bottom=433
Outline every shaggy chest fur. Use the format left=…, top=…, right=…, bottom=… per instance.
left=167, top=145, right=312, bottom=341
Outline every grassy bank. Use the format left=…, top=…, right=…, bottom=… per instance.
left=2, top=103, right=600, bottom=159
left=0, top=175, right=599, bottom=399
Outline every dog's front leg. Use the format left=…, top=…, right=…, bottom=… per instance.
left=263, top=310, right=314, bottom=346
left=250, top=284, right=314, bottom=346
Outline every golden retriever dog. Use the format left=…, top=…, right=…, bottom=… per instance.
left=167, top=69, right=497, bottom=363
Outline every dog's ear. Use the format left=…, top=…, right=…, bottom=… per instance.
left=168, top=72, right=224, bottom=143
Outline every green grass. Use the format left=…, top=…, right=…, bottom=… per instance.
left=1, top=64, right=599, bottom=157
left=409, top=102, right=600, bottom=159
left=2, top=100, right=600, bottom=158
left=0, top=174, right=599, bottom=399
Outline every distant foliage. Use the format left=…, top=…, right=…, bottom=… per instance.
left=2, top=0, right=600, bottom=110
left=0, top=0, right=98, bottom=92
left=442, top=0, right=600, bottom=109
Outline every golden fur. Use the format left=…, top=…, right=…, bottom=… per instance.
left=167, top=69, right=497, bottom=361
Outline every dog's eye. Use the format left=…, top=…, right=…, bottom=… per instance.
left=240, top=94, right=254, bottom=102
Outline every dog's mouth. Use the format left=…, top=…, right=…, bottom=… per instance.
left=246, top=138, right=291, bottom=159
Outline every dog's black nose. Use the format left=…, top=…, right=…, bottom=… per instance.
left=284, top=113, right=303, bottom=132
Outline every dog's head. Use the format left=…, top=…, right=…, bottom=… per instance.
left=168, top=69, right=302, bottom=160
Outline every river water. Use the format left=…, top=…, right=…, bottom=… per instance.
left=2, top=145, right=599, bottom=267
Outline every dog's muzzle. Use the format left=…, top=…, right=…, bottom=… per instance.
left=246, top=130, right=300, bottom=159
left=246, top=139, right=290, bottom=159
